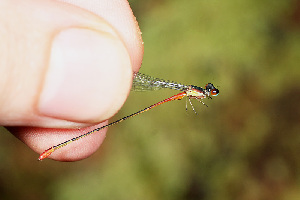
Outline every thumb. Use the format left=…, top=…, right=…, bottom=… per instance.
left=1, top=0, right=144, bottom=161
left=0, top=0, right=133, bottom=128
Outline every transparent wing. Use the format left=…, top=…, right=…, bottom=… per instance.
left=132, top=72, right=189, bottom=92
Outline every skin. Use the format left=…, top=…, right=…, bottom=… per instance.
left=0, top=0, right=144, bottom=161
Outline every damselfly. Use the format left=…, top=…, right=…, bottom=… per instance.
left=38, top=72, right=219, bottom=160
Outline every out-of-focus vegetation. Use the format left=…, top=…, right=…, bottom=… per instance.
left=1, top=0, right=299, bottom=199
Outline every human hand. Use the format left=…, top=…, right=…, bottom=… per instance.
left=1, top=0, right=144, bottom=161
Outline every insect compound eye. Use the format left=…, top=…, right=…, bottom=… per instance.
left=205, top=83, right=218, bottom=91
left=205, top=83, right=217, bottom=91
left=205, top=83, right=219, bottom=96
left=210, top=89, right=219, bottom=96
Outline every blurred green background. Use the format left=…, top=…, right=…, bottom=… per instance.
left=1, top=0, right=299, bottom=199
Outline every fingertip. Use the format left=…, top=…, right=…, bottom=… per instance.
left=0, top=0, right=134, bottom=128
left=58, top=0, right=144, bottom=71
left=39, top=28, right=132, bottom=123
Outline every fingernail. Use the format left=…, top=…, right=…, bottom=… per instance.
left=38, top=28, right=132, bottom=122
